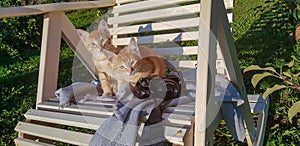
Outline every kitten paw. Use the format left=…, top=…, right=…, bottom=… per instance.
left=77, top=94, right=97, bottom=103
left=96, top=95, right=117, bottom=102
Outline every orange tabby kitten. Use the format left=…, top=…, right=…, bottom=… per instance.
left=77, top=19, right=120, bottom=98
left=112, top=38, right=166, bottom=85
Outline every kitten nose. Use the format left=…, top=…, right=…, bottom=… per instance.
left=129, top=68, right=134, bottom=75
left=98, top=45, right=103, bottom=51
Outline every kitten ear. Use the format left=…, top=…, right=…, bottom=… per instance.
left=102, top=50, right=116, bottom=62
left=98, top=19, right=110, bottom=37
left=128, top=38, right=140, bottom=54
left=77, top=29, right=89, bottom=43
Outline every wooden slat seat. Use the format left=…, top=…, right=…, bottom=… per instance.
left=15, top=93, right=268, bottom=145
left=16, top=102, right=193, bottom=145
left=15, top=122, right=93, bottom=145
left=14, top=138, right=55, bottom=146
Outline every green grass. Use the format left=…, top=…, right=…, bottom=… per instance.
left=0, top=7, right=101, bottom=145
left=1, top=0, right=300, bottom=145
left=219, top=0, right=300, bottom=145
left=233, top=0, right=293, bottom=68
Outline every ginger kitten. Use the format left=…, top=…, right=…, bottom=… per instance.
left=77, top=19, right=120, bottom=99
left=112, top=38, right=166, bottom=84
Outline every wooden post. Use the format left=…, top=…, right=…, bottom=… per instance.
left=195, top=0, right=218, bottom=145
left=61, top=13, right=96, bottom=79
left=36, top=12, right=63, bottom=105
left=216, top=0, right=256, bottom=145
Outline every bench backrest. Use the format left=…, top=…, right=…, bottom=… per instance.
left=106, top=0, right=233, bottom=71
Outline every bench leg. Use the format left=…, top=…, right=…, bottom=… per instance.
left=183, top=118, right=195, bottom=146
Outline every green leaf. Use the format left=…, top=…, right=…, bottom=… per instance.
left=251, top=72, right=276, bottom=88
left=262, top=84, right=287, bottom=99
left=288, top=101, right=300, bottom=123
left=287, top=60, right=294, bottom=67
left=294, top=72, right=300, bottom=77
left=283, top=72, right=292, bottom=78
left=243, top=65, right=277, bottom=73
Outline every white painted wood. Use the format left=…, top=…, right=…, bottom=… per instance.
left=24, top=109, right=105, bottom=130
left=36, top=12, right=63, bottom=105
left=113, top=0, right=197, bottom=13
left=249, top=94, right=269, bottom=145
left=247, top=94, right=267, bottom=103
left=37, top=101, right=193, bottom=127
left=195, top=0, right=218, bottom=145
left=110, top=17, right=200, bottom=35
left=216, top=59, right=226, bottom=74
left=116, top=0, right=233, bottom=9
left=109, top=14, right=232, bottom=37
left=164, top=126, right=188, bottom=145
left=108, top=4, right=200, bottom=25
left=15, top=122, right=93, bottom=145
left=0, top=0, right=116, bottom=18
left=162, top=113, right=193, bottom=126
left=116, top=0, right=139, bottom=4
left=216, top=0, right=256, bottom=144
left=254, top=97, right=269, bottom=146
left=23, top=109, right=190, bottom=145
left=228, top=12, right=233, bottom=23
left=14, top=138, right=55, bottom=146
left=168, top=61, right=197, bottom=69
left=112, top=31, right=199, bottom=46
left=164, top=106, right=195, bottom=115
left=153, top=46, right=198, bottom=56
left=183, top=118, right=195, bottom=146
left=112, top=4, right=120, bottom=40
left=37, top=102, right=114, bottom=116
left=224, top=0, right=234, bottom=9
left=47, top=98, right=116, bottom=106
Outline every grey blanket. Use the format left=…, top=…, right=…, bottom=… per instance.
left=89, top=99, right=165, bottom=146
left=55, top=69, right=247, bottom=144
left=89, top=81, right=167, bottom=146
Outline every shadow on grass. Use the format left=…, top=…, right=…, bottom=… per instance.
left=233, top=0, right=294, bottom=92
left=230, top=0, right=300, bottom=145
left=235, top=1, right=293, bottom=67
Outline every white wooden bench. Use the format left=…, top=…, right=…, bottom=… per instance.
left=0, top=0, right=269, bottom=145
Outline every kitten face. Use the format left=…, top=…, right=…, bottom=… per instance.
left=77, top=19, right=112, bottom=54
left=113, top=41, right=140, bottom=80
left=112, top=38, right=158, bottom=83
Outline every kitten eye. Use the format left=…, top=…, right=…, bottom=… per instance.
left=130, top=60, right=135, bottom=66
left=119, top=65, right=125, bottom=69
left=91, top=41, right=97, bottom=46
left=100, top=38, right=105, bottom=43
left=135, top=66, right=141, bottom=72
